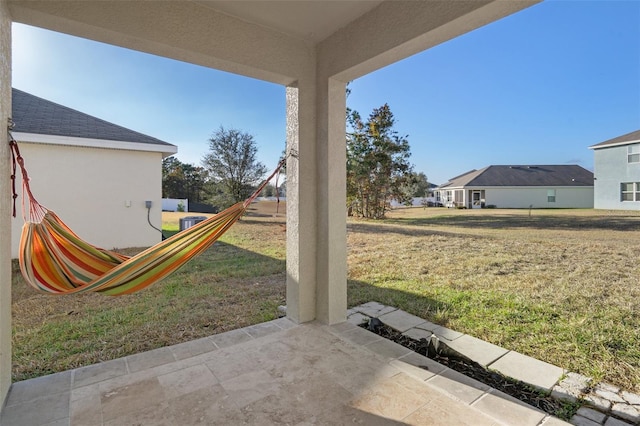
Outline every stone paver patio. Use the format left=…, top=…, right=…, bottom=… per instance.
left=0, top=309, right=572, bottom=426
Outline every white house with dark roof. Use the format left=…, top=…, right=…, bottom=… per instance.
left=10, top=88, right=177, bottom=258
left=589, top=129, right=640, bottom=210
left=436, top=165, right=594, bottom=209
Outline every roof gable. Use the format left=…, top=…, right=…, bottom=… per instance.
left=11, top=88, right=175, bottom=148
left=441, top=165, right=594, bottom=188
left=589, top=129, right=640, bottom=149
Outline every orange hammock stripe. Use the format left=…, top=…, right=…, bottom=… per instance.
left=10, top=138, right=285, bottom=296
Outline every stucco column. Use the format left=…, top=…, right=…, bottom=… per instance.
left=0, top=0, right=11, bottom=407
left=285, top=82, right=317, bottom=323
left=285, top=75, right=347, bottom=325
left=315, top=77, right=347, bottom=325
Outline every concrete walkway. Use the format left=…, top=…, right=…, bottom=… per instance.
left=0, top=313, right=570, bottom=425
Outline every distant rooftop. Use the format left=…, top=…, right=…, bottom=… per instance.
left=439, top=165, right=594, bottom=188
left=11, top=88, right=175, bottom=148
left=589, top=129, right=640, bottom=149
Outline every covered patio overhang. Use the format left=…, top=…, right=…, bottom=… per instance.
left=0, top=0, right=539, bottom=409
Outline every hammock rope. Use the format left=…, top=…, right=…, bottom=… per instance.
left=9, top=136, right=286, bottom=296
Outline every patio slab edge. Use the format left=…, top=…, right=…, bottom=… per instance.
left=347, top=302, right=640, bottom=426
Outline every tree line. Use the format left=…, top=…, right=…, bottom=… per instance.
left=164, top=103, right=429, bottom=218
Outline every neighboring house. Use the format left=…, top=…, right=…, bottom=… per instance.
left=10, top=88, right=177, bottom=258
left=436, top=165, right=594, bottom=209
left=589, top=129, right=640, bottom=210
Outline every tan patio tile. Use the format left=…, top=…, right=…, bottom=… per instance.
left=349, top=373, right=432, bottom=421
left=329, top=320, right=358, bottom=333
left=41, top=418, right=70, bottom=426
left=125, top=346, right=176, bottom=373
left=205, top=348, right=265, bottom=382
left=103, top=400, right=176, bottom=426
left=472, top=389, right=547, bottom=426
left=354, top=302, right=398, bottom=318
left=271, top=316, right=298, bottom=330
left=0, top=392, right=70, bottom=426
left=347, top=312, right=371, bottom=326
left=444, top=334, right=509, bottom=366
left=95, top=367, right=158, bottom=394
left=169, top=336, right=218, bottom=360
left=242, top=375, right=352, bottom=424
left=150, top=349, right=219, bottom=376
left=209, top=327, right=254, bottom=348
left=4, top=370, right=72, bottom=406
left=286, top=375, right=355, bottom=416
left=403, top=326, right=432, bottom=341
left=253, top=340, right=299, bottom=368
left=70, top=391, right=102, bottom=426
left=244, top=321, right=284, bottom=338
left=326, top=359, right=398, bottom=395
left=390, top=358, right=438, bottom=381
left=425, top=367, right=490, bottom=404
left=168, top=384, right=243, bottom=424
left=157, top=364, right=218, bottom=399
left=378, top=309, right=428, bottom=332
left=100, top=376, right=167, bottom=422
left=488, top=349, right=565, bottom=391
left=312, top=404, right=408, bottom=425
left=404, top=395, right=496, bottom=426
left=220, top=369, right=282, bottom=408
left=283, top=324, right=344, bottom=351
left=339, top=325, right=383, bottom=346
left=541, top=416, right=573, bottom=425
left=256, top=343, right=324, bottom=383
left=267, top=344, right=347, bottom=384
left=73, top=358, right=128, bottom=388
left=70, top=382, right=100, bottom=402
left=365, top=336, right=413, bottom=359
left=431, top=324, right=465, bottom=341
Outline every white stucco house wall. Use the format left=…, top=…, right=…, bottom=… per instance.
left=10, top=88, right=177, bottom=258
left=589, top=129, right=640, bottom=210
left=436, top=165, right=594, bottom=209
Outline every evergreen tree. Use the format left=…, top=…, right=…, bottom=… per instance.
left=346, top=104, right=413, bottom=218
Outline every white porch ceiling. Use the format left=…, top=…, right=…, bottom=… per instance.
left=195, top=0, right=384, bottom=44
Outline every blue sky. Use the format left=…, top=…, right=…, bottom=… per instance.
left=11, top=1, right=640, bottom=185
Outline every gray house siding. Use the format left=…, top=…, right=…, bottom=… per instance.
left=593, top=144, right=640, bottom=210
left=483, top=187, right=593, bottom=209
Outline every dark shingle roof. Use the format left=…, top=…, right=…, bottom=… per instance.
left=11, top=88, right=174, bottom=147
left=439, top=165, right=594, bottom=188
left=590, top=129, right=640, bottom=149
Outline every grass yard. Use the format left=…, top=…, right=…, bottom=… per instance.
left=11, top=202, right=640, bottom=393
left=348, top=206, right=640, bottom=392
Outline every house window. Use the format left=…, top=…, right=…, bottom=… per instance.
left=547, top=189, right=556, bottom=203
left=621, top=182, right=640, bottom=201
left=628, top=144, right=640, bottom=163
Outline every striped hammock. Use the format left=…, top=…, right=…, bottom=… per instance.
left=10, top=138, right=285, bottom=296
